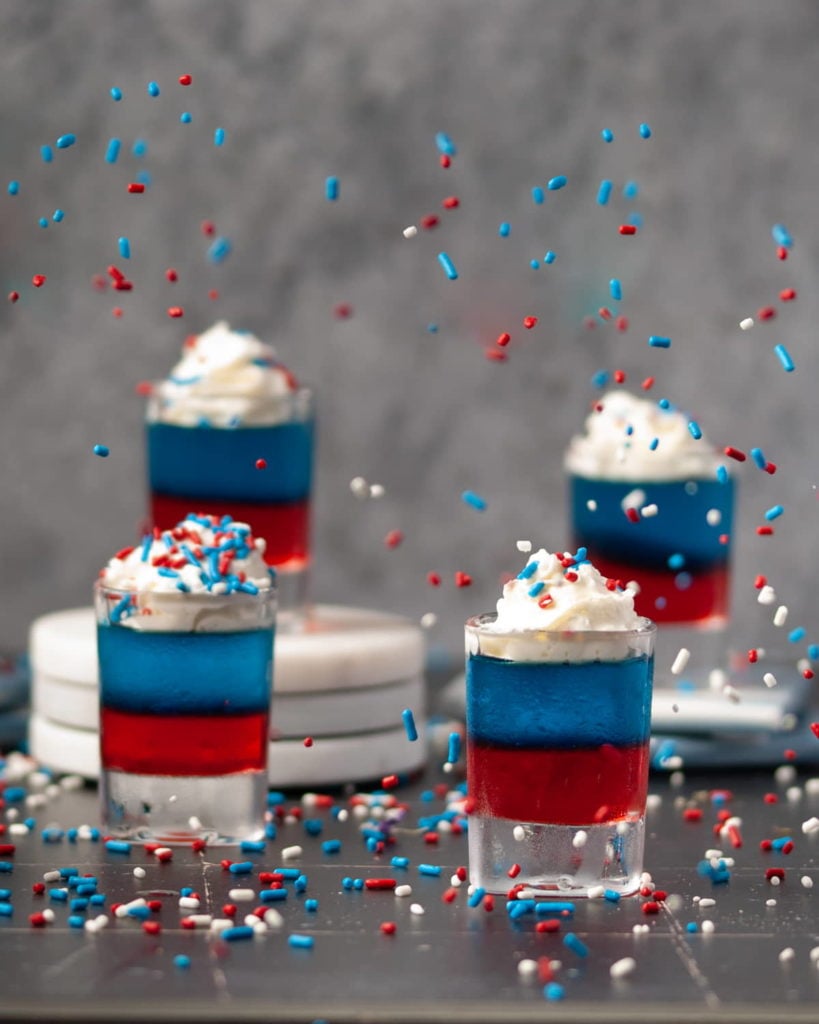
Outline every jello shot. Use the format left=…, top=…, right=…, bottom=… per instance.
left=95, top=514, right=276, bottom=843
left=565, top=390, right=734, bottom=627
left=146, top=321, right=314, bottom=612
left=466, top=548, right=655, bottom=895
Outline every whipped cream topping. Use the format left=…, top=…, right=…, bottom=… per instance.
left=565, top=390, right=725, bottom=482
left=98, top=514, right=275, bottom=632
left=471, top=548, right=649, bottom=662
left=148, top=321, right=304, bottom=428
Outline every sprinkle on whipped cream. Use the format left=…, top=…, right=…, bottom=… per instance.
left=148, top=321, right=302, bottom=428
left=99, top=514, right=274, bottom=627
left=565, top=389, right=726, bottom=482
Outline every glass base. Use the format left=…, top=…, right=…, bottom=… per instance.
left=468, top=813, right=646, bottom=896
left=101, top=768, right=268, bottom=845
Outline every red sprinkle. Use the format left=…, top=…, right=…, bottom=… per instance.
left=765, top=868, right=785, bottom=881
left=333, top=303, right=353, bottom=319
left=782, top=841, right=794, bottom=854
left=255, top=459, right=267, bottom=470
left=484, top=895, right=495, bottom=913
left=442, top=196, right=460, bottom=209
left=641, top=376, right=655, bottom=391
left=507, top=863, right=521, bottom=878
left=427, top=572, right=441, bottom=587
left=598, top=307, right=613, bottom=320
left=536, top=919, right=561, bottom=933
left=653, top=890, right=667, bottom=902
left=760, top=839, right=773, bottom=851
left=613, top=369, right=626, bottom=384
left=754, top=575, right=767, bottom=589
left=642, top=901, right=660, bottom=915
left=165, top=268, right=178, bottom=283
left=618, top=224, right=637, bottom=235
left=784, top=749, right=797, bottom=761
left=8, top=291, right=19, bottom=303
left=523, top=316, right=538, bottom=329
left=496, top=332, right=511, bottom=347
left=780, top=288, right=797, bottom=301
left=303, top=736, right=313, bottom=748
left=454, top=571, right=472, bottom=588
left=32, top=882, right=45, bottom=895
left=208, top=289, right=219, bottom=301
left=777, top=245, right=788, bottom=260
left=749, top=648, right=759, bottom=664
left=381, top=774, right=399, bottom=789
left=615, top=315, right=629, bottom=332
left=179, top=74, right=193, bottom=86
left=455, top=866, right=468, bottom=882
left=222, top=904, right=237, bottom=918
left=365, top=879, right=397, bottom=891
left=167, top=306, right=184, bottom=318
left=0, top=844, right=15, bottom=856
left=384, top=529, right=404, bottom=550
left=809, top=723, right=819, bottom=739
left=142, top=920, right=162, bottom=935
left=756, top=526, right=774, bottom=536
left=683, top=808, right=703, bottom=823
left=423, top=832, right=439, bottom=845
left=440, top=154, right=451, bottom=169
left=763, top=793, right=778, bottom=804
left=485, top=348, right=508, bottom=362
left=156, top=848, right=173, bottom=863
left=724, top=446, right=746, bottom=462
left=758, top=306, right=776, bottom=321
left=380, top=921, right=397, bottom=935
left=420, top=214, right=439, bottom=230
left=32, top=274, right=46, bottom=288
left=201, top=220, right=216, bottom=236
left=803, top=669, right=815, bottom=680
left=29, top=912, right=48, bottom=928
left=127, top=183, right=145, bottom=194
left=625, top=507, right=640, bottom=524
left=442, top=887, right=458, bottom=903
left=764, top=462, right=777, bottom=475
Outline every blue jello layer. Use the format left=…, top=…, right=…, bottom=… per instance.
left=570, top=474, right=733, bottom=571
left=148, top=421, right=314, bottom=502
left=97, top=625, right=273, bottom=715
left=466, top=653, right=653, bottom=748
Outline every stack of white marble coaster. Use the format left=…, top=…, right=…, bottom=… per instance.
left=28, top=604, right=426, bottom=786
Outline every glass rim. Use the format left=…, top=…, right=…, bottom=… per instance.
left=465, top=612, right=656, bottom=641
left=94, top=578, right=275, bottom=600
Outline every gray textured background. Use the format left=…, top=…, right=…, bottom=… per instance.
left=0, top=0, right=816, bottom=660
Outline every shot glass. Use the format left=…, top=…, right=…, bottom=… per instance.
left=465, top=615, right=655, bottom=895
left=146, top=386, right=314, bottom=614
left=95, top=581, right=276, bottom=843
left=569, top=471, right=734, bottom=628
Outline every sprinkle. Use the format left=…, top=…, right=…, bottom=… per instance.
left=167, top=306, right=184, bottom=318
left=212, top=127, right=227, bottom=148
left=56, top=134, right=76, bottom=149
left=772, top=224, right=793, bottom=249
left=609, top=279, right=622, bottom=301
left=619, top=224, right=637, bottom=235
left=547, top=175, right=567, bottom=190
left=104, top=840, right=131, bottom=854
left=38, top=217, right=48, bottom=229
left=118, top=237, right=131, bottom=260
left=402, top=709, right=418, bottom=742
left=601, top=128, right=614, bottom=142
left=544, top=983, right=565, bottom=1001
left=7, top=181, right=19, bottom=195
left=105, top=138, right=121, bottom=164
left=572, top=830, right=588, bottom=850
left=110, top=87, right=122, bottom=101
left=532, top=186, right=545, bottom=205
left=40, top=145, right=53, bottom=163
left=53, top=209, right=64, bottom=222
left=750, top=447, right=767, bottom=469
left=774, top=344, right=795, bottom=372
left=763, top=673, right=778, bottom=688
left=648, top=336, right=671, bottom=348
left=93, top=444, right=110, bottom=458
left=530, top=259, right=540, bottom=269
left=325, top=176, right=340, bottom=201
left=543, top=250, right=556, bottom=264
left=773, top=606, right=788, bottom=627
left=688, top=421, right=702, bottom=440
left=671, top=648, right=690, bottom=675
left=437, top=252, right=458, bottom=280
left=788, top=627, right=806, bottom=643
left=281, top=845, right=303, bottom=861
left=447, top=732, right=461, bottom=764
left=127, top=183, right=145, bottom=194
left=563, top=932, right=589, bottom=958
left=435, top=132, right=457, bottom=156
left=639, top=123, right=652, bottom=138
left=402, top=225, right=417, bottom=239
left=147, top=81, right=160, bottom=97
left=499, top=222, right=511, bottom=237
left=740, top=317, right=754, bottom=330
left=179, top=112, right=192, bottom=124
left=780, top=287, right=797, bottom=301
left=461, top=490, right=487, bottom=511
left=623, top=180, right=639, bottom=199
left=610, top=957, right=636, bottom=979
left=178, top=73, right=193, bottom=86
left=597, top=180, right=613, bottom=205
left=207, top=236, right=232, bottom=263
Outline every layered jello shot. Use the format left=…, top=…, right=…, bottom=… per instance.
left=566, top=390, right=733, bottom=627
left=466, top=548, right=655, bottom=894
left=95, top=514, right=276, bottom=842
left=146, top=321, right=314, bottom=611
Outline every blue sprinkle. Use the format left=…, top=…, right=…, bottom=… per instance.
left=38, top=217, right=48, bottom=228
left=49, top=889, right=68, bottom=902
left=467, top=887, right=486, bottom=908
left=147, top=81, right=160, bottom=97
left=104, top=840, right=131, bottom=854
left=667, top=553, right=685, bottom=570
left=609, top=278, right=622, bottom=301
left=447, top=732, right=461, bottom=764
left=127, top=905, right=150, bottom=920
left=437, top=252, right=458, bottom=280
left=648, top=336, right=671, bottom=348
left=563, top=932, right=589, bottom=957
left=623, top=180, right=639, bottom=199
left=305, top=898, right=319, bottom=912
left=0, top=863, right=13, bottom=874
left=547, top=175, right=567, bottom=190
left=688, top=421, right=702, bottom=440
left=772, top=223, right=793, bottom=249
left=544, top=983, right=565, bottom=1001
left=180, top=112, right=192, bottom=124
left=132, top=138, right=148, bottom=157
left=89, top=893, right=106, bottom=905
left=325, top=176, right=339, bottom=201
left=288, top=934, right=315, bottom=949
left=435, top=132, right=457, bottom=156
left=649, top=437, right=659, bottom=451
left=274, top=868, right=301, bottom=879
left=532, top=186, right=545, bottom=205
left=809, top=645, right=819, bottom=661
left=174, top=955, right=191, bottom=969
left=41, top=827, right=64, bottom=843
left=304, top=818, right=323, bottom=837
left=604, top=889, right=621, bottom=902
left=518, top=560, right=538, bottom=580
left=0, top=890, right=10, bottom=900
left=222, top=925, right=254, bottom=942
left=259, top=889, right=288, bottom=902
left=93, top=444, right=110, bottom=458
left=629, top=211, right=644, bottom=227
left=535, top=901, right=575, bottom=916
left=597, top=180, right=613, bottom=205
left=110, top=87, right=122, bottom=101
left=4, top=787, right=24, bottom=802
left=774, top=344, right=795, bottom=372
left=180, top=887, right=194, bottom=898
left=240, top=839, right=265, bottom=853
left=544, top=250, right=556, bottom=264
left=214, top=127, right=226, bottom=146
left=402, top=708, right=418, bottom=742
left=105, top=138, right=121, bottom=164
left=675, top=571, right=692, bottom=591
left=265, top=821, right=277, bottom=839
left=765, top=505, right=784, bottom=521
left=41, top=145, right=53, bottom=163
left=140, top=534, right=152, bottom=562
left=771, top=836, right=793, bottom=850
left=461, top=490, right=487, bottom=512
left=118, top=237, right=131, bottom=259
left=498, top=221, right=510, bottom=237
left=56, top=134, right=76, bottom=149
left=418, top=864, right=442, bottom=877
left=321, top=840, right=341, bottom=854
left=528, top=581, right=545, bottom=598
left=716, top=465, right=729, bottom=485
left=750, top=447, right=767, bottom=470
left=426, top=323, right=438, bottom=333
left=53, top=209, right=64, bottom=222
left=206, top=233, right=230, bottom=261
left=639, top=122, right=652, bottom=139
left=228, top=861, right=254, bottom=875
left=342, top=877, right=354, bottom=890
left=391, top=856, right=410, bottom=869
left=68, top=915, right=85, bottom=928
left=592, top=369, right=610, bottom=388
left=601, top=128, right=614, bottom=142
left=788, top=627, right=806, bottom=643
left=530, top=259, right=540, bottom=269
left=7, top=181, right=19, bottom=195
left=686, top=922, right=698, bottom=933
left=508, top=900, right=534, bottom=920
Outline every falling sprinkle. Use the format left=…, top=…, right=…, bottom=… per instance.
left=93, top=444, right=110, bottom=458
left=325, top=176, right=340, bottom=201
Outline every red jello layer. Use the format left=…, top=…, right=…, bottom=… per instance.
left=101, top=707, right=269, bottom=776
left=150, top=493, right=309, bottom=569
left=467, top=740, right=649, bottom=826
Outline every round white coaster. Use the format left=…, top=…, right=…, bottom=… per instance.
left=28, top=714, right=426, bottom=786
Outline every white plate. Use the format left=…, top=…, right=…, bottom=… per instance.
left=28, top=714, right=426, bottom=786
left=29, top=605, right=424, bottom=694
left=33, top=670, right=426, bottom=738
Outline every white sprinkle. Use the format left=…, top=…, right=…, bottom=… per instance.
left=133, top=866, right=146, bottom=879
left=395, top=884, right=413, bottom=897
left=587, top=885, right=605, bottom=899
left=610, top=956, right=637, bottom=979
left=670, top=770, right=686, bottom=787
left=698, top=898, right=717, bottom=909
left=45, top=784, right=61, bottom=799
left=263, top=907, right=284, bottom=928
left=513, top=825, right=526, bottom=841
left=762, top=672, right=778, bottom=689
left=810, top=946, right=819, bottom=963
left=779, top=947, right=796, bottom=963
left=409, top=903, right=425, bottom=915
left=281, top=845, right=303, bottom=861
left=450, top=874, right=462, bottom=887
left=632, top=923, right=650, bottom=934
left=624, top=579, right=641, bottom=595
left=586, top=499, right=597, bottom=512
left=179, top=896, right=200, bottom=910
left=640, top=503, right=659, bottom=518
left=43, top=870, right=61, bottom=882
left=739, top=317, right=754, bottom=330
left=228, top=888, right=256, bottom=902
left=25, top=794, right=47, bottom=809
left=775, top=764, right=797, bottom=785
left=773, top=605, right=788, bottom=628
left=516, top=540, right=533, bottom=553
left=41, top=907, right=56, bottom=923
left=349, top=476, right=369, bottom=498
left=622, top=488, right=646, bottom=511
left=701, top=920, right=715, bottom=933
left=646, top=794, right=662, bottom=810
left=766, top=898, right=777, bottom=907
left=187, top=914, right=213, bottom=928
left=337, top=808, right=349, bottom=822
left=705, top=508, right=722, bottom=526
left=572, top=830, right=588, bottom=850
left=518, top=958, right=539, bottom=977
left=516, top=887, right=537, bottom=900
left=805, top=778, right=819, bottom=796
left=420, top=612, right=437, bottom=629
left=640, top=871, right=653, bottom=885
left=209, top=918, right=234, bottom=933
left=60, top=774, right=85, bottom=791
left=801, top=876, right=813, bottom=889
left=671, top=648, right=690, bottom=676
left=369, top=483, right=385, bottom=499
left=801, top=816, right=819, bottom=835
left=28, top=772, right=50, bottom=791
left=770, top=876, right=781, bottom=887
left=786, top=786, right=802, bottom=804
left=402, top=225, right=418, bottom=239
left=85, top=914, right=109, bottom=933
left=115, top=898, right=147, bottom=918
left=758, top=585, right=777, bottom=606
left=9, top=823, right=29, bottom=835
left=723, top=684, right=741, bottom=703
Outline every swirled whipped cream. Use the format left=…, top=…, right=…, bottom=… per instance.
left=148, top=321, right=302, bottom=428
left=565, top=390, right=724, bottom=482
left=98, top=514, right=275, bottom=632
left=472, top=548, right=649, bottom=662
